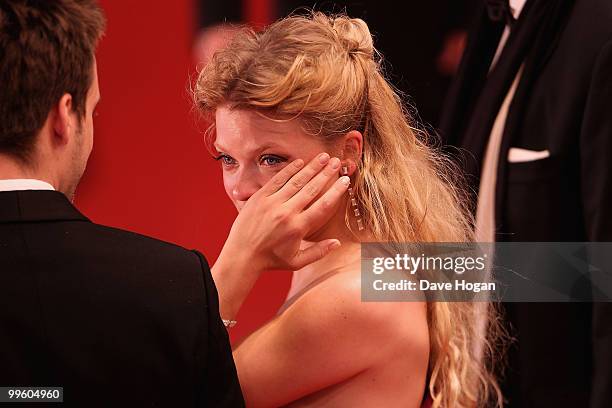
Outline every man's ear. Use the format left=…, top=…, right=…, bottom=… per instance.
left=340, top=130, right=363, bottom=176
left=52, top=93, right=74, bottom=146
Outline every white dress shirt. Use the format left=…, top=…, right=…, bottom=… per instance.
left=0, top=179, right=55, bottom=192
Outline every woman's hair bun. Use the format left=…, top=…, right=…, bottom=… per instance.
left=330, top=16, right=374, bottom=57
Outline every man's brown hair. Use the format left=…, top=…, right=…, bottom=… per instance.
left=0, top=0, right=106, bottom=161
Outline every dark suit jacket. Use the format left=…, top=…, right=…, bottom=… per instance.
left=0, top=190, right=244, bottom=407
left=440, top=0, right=612, bottom=406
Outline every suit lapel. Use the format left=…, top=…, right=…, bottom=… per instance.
left=494, top=0, right=576, bottom=238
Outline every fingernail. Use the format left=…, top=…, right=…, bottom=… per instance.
left=329, top=241, right=341, bottom=250
left=339, top=176, right=350, bottom=186
left=293, top=159, right=304, bottom=168
left=318, top=153, right=330, bottom=164
left=330, top=157, right=340, bottom=169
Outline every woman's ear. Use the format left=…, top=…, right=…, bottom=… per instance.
left=340, top=130, right=363, bottom=176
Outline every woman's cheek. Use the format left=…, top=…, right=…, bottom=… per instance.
left=257, top=164, right=285, bottom=186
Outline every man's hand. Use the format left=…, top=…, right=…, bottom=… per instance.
left=212, top=153, right=349, bottom=320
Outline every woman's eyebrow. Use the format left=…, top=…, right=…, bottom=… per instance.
left=213, top=142, right=227, bottom=152
left=258, top=142, right=284, bottom=151
left=213, top=141, right=287, bottom=154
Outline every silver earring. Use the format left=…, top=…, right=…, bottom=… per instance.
left=341, top=166, right=364, bottom=231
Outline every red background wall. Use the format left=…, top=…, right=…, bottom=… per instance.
left=77, top=0, right=288, bottom=343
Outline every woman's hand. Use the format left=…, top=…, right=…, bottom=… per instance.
left=226, top=152, right=348, bottom=271
left=212, top=152, right=349, bottom=319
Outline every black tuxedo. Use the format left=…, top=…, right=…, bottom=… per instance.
left=440, top=0, right=612, bottom=406
left=0, top=190, right=244, bottom=407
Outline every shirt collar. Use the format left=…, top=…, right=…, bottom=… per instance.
left=510, top=0, right=527, bottom=19
left=0, top=179, right=56, bottom=192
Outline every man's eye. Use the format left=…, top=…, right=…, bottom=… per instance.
left=260, top=155, right=286, bottom=166
left=214, top=154, right=237, bottom=167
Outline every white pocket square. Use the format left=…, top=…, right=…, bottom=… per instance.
left=508, top=148, right=550, bottom=163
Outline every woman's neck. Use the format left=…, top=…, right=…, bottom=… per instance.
left=287, top=211, right=365, bottom=300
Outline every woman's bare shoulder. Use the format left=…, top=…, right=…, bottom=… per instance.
left=280, top=267, right=429, bottom=360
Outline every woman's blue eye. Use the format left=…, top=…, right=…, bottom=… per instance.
left=214, top=153, right=286, bottom=168
left=260, top=155, right=286, bottom=166
left=214, top=154, right=237, bottom=167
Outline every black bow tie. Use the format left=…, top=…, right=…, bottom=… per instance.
left=486, top=0, right=517, bottom=26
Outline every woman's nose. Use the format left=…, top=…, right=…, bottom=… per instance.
left=231, top=171, right=262, bottom=202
